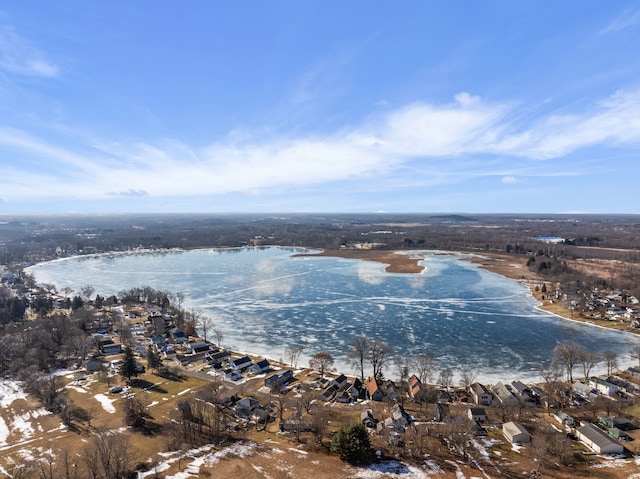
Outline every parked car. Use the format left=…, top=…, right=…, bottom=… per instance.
left=109, top=385, right=123, bottom=394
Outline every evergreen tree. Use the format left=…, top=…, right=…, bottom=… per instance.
left=147, top=346, right=162, bottom=371
left=119, top=345, right=140, bottom=383
left=331, top=423, right=371, bottom=465
left=71, top=295, right=84, bottom=311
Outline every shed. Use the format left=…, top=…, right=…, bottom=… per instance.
left=502, top=421, right=531, bottom=444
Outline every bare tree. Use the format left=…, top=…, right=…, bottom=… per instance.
left=536, top=363, right=562, bottom=415
left=603, top=349, right=618, bottom=375
left=438, top=368, right=453, bottom=390
left=578, top=349, right=601, bottom=379
left=411, top=353, right=437, bottom=384
left=285, top=345, right=304, bottom=369
left=552, top=340, right=583, bottom=382
left=369, top=339, right=391, bottom=381
left=348, top=335, right=369, bottom=382
left=309, top=352, right=335, bottom=377
left=393, top=355, right=410, bottom=388
left=61, top=286, right=74, bottom=298
left=458, top=369, right=476, bottom=390
left=199, top=314, right=213, bottom=342
left=213, top=328, right=224, bottom=347
left=80, top=285, right=95, bottom=300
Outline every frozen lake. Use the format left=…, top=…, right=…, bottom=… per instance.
left=28, top=247, right=640, bottom=383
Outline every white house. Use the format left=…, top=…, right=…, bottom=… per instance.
left=554, top=410, right=576, bottom=427
left=576, top=423, right=624, bottom=455
left=249, top=359, right=270, bottom=374
left=468, top=407, right=487, bottom=422
left=588, top=378, right=619, bottom=396
left=470, top=382, right=492, bottom=406
left=502, top=421, right=531, bottom=444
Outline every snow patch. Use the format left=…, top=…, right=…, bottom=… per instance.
left=94, top=394, right=116, bottom=413
left=0, top=381, right=27, bottom=407
left=352, top=460, right=434, bottom=478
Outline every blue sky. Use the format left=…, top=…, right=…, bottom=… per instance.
left=1, top=1, right=640, bottom=214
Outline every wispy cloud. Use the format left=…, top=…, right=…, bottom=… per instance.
left=502, top=176, right=521, bottom=184
left=106, top=189, right=149, bottom=197
left=2, top=88, right=640, bottom=202
left=599, top=6, right=640, bottom=36
left=0, top=24, right=59, bottom=77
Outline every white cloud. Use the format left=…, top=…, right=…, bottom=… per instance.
left=0, top=25, right=59, bottom=77
left=494, top=89, right=640, bottom=159
left=502, top=176, right=521, bottom=184
left=2, top=88, right=640, bottom=202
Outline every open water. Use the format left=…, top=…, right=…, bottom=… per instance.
left=27, top=247, right=640, bottom=383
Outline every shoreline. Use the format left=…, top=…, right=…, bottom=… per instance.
left=27, top=245, right=640, bottom=342
left=305, top=248, right=640, bottom=339
left=293, top=248, right=426, bottom=274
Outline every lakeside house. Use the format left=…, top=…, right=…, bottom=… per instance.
left=491, top=382, right=517, bottom=406
left=229, top=356, right=252, bottom=371
left=409, top=375, right=423, bottom=399
left=366, top=377, right=383, bottom=401
left=249, top=359, right=270, bottom=375
left=469, top=382, right=492, bottom=406
left=588, top=377, right=619, bottom=396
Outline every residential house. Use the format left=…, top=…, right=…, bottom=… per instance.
left=331, top=374, right=349, bottom=391
left=264, top=370, right=294, bottom=390
left=554, top=410, right=576, bottom=427
left=598, top=415, right=633, bottom=431
left=366, top=377, right=383, bottom=401
left=627, top=366, right=640, bottom=377
left=224, top=369, right=243, bottom=382
left=170, top=329, right=186, bottom=344
left=502, top=421, right=531, bottom=444
left=383, top=380, right=400, bottom=402
left=573, top=381, right=598, bottom=401
left=606, top=376, right=635, bottom=394
left=589, top=378, right=619, bottom=396
left=409, top=375, right=423, bottom=399
left=186, top=342, right=211, bottom=354
left=361, top=410, right=378, bottom=429
left=391, top=404, right=412, bottom=428
left=576, top=423, right=624, bottom=454
left=249, top=359, right=270, bottom=375
left=280, top=413, right=313, bottom=432
left=236, top=397, right=260, bottom=420
left=99, top=339, right=122, bottom=356
left=318, top=385, right=338, bottom=402
left=511, top=380, right=537, bottom=406
left=469, top=382, right=492, bottom=406
left=229, top=356, right=252, bottom=371
left=468, top=407, right=487, bottom=422
left=491, top=382, right=517, bottom=406
left=209, top=350, right=231, bottom=363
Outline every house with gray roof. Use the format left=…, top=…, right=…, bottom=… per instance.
left=576, top=423, right=624, bottom=454
left=470, top=382, right=492, bottom=406
left=491, top=382, right=518, bottom=406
